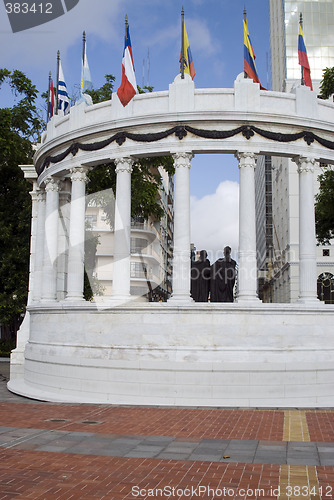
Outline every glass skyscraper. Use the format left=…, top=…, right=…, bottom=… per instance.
left=270, top=0, right=334, bottom=92
left=255, top=0, right=334, bottom=303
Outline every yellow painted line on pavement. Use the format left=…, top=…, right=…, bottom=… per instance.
left=283, top=410, right=310, bottom=442
left=278, top=465, right=321, bottom=499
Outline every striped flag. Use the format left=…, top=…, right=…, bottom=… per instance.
left=117, top=19, right=137, bottom=107
left=298, top=22, right=313, bottom=90
left=48, top=78, right=55, bottom=119
left=183, top=22, right=195, bottom=80
left=58, top=62, right=70, bottom=115
left=243, top=13, right=266, bottom=90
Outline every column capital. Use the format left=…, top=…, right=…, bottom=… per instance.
left=235, top=152, right=257, bottom=169
left=292, top=156, right=317, bottom=174
left=44, top=177, right=61, bottom=192
left=29, top=182, right=40, bottom=202
left=172, top=152, right=194, bottom=168
left=69, top=166, right=91, bottom=182
left=114, top=157, right=134, bottom=174
left=36, top=188, right=46, bottom=203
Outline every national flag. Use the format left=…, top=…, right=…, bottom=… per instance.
left=117, top=21, right=137, bottom=107
left=81, top=41, right=93, bottom=94
left=298, top=22, right=313, bottom=90
left=243, top=14, right=266, bottom=90
left=58, top=61, right=70, bottom=115
left=48, top=79, right=55, bottom=119
left=183, top=22, right=195, bottom=80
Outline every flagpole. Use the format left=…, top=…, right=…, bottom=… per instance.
left=125, top=14, right=128, bottom=41
left=300, top=13, right=305, bottom=86
left=243, top=7, right=247, bottom=79
left=181, top=7, right=185, bottom=79
left=56, top=50, right=60, bottom=115
left=47, top=71, right=51, bottom=123
left=82, top=31, right=86, bottom=64
left=147, top=47, right=150, bottom=87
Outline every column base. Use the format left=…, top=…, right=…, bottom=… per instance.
left=297, top=296, right=321, bottom=305
left=65, top=295, right=85, bottom=302
left=236, top=295, right=261, bottom=304
left=108, top=295, right=132, bottom=306
left=168, top=294, right=194, bottom=304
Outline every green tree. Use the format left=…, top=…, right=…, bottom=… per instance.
left=86, top=76, right=175, bottom=221
left=315, top=168, right=334, bottom=244
left=86, top=74, right=115, bottom=104
left=319, top=67, right=334, bottom=100
left=0, top=69, right=42, bottom=340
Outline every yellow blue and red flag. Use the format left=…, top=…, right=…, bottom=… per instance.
left=243, top=14, right=265, bottom=89
left=298, top=22, right=313, bottom=90
left=183, top=22, right=195, bottom=80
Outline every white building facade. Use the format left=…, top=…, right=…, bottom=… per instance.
left=255, top=0, right=334, bottom=303
left=85, top=168, right=173, bottom=301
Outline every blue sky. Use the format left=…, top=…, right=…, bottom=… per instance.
left=0, top=0, right=270, bottom=256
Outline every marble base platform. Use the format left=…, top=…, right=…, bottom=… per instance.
left=8, top=302, right=334, bottom=407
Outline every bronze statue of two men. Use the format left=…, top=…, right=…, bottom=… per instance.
left=190, top=246, right=236, bottom=303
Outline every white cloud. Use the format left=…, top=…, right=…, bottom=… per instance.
left=0, top=0, right=123, bottom=67
left=143, top=22, right=179, bottom=48
left=186, top=18, right=218, bottom=57
left=190, top=180, right=239, bottom=263
left=140, top=16, right=219, bottom=58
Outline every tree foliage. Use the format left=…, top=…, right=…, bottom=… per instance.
left=319, top=67, right=334, bottom=100
left=315, top=168, right=334, bottom=244
left=86, top=76, right=175, bottom=220
left=87, top=156, right=174, bottom=225
left=0, top=69, right=42, bottom=338
left=86, top=74, right=115, bottom=104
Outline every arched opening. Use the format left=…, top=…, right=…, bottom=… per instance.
left=317, top=273, right=334, bottom=304
left=190, top=153, right=239, bottom=302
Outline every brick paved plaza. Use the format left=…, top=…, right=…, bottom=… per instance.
left=1, top=361, right=334, bottom=499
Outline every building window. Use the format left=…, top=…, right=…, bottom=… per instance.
left=85, top=215, right=97, bottom=230
left=131, top=262, right=150, bottom=279
left=323, top=249, right=330, bottom=257
left=131, top=238, right=148, bottom=254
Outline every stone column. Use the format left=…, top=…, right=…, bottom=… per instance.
left=42, top=177, right=60, bottom=301
left=11, top=167, right=38, bottom=377
left=111, top=157, right=133, bottom=300
left=26, top=182, right=39, bottom=303
left=295, top=157, right=319, bottom=303
left=66, top=167, right=90, bottom=301
left=33, top=187, right=46, bottom=302
left=168, top=152, right=194, bottom=303
left=58, top=180, right=71, bottom=300
left=236, top=152, right=260, bottom=302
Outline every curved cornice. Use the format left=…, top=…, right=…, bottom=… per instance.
left=35, top=77, right=334, bottom=183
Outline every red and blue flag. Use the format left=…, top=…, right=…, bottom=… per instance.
left=117, top=21, right=137, bottom=107
left=48, top=78, right=55, bottom=120
left=298, top=23, right=313, bottom=90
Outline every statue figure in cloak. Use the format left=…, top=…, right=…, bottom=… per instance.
left=190, top=250, right=211, bottom=302
left=210, top=246, right=237, bottom=302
